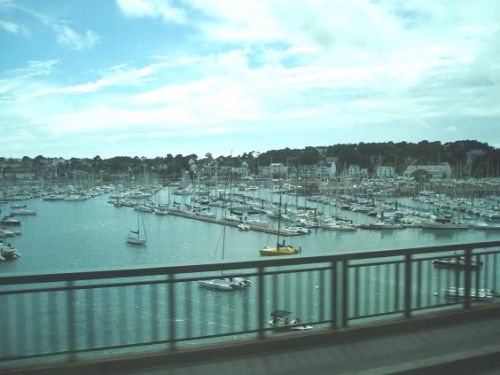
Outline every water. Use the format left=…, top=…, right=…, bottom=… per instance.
left=1, top=190, right=499, bottom=362
left=2, top=190, right=500, bottom=274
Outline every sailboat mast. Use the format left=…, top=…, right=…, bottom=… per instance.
left=277, top=179, right=282, bottom=247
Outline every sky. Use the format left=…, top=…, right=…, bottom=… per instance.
left=0, top=0, right=499, bottom=159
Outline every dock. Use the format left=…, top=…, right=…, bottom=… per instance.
left=166, top=210, right=301, bottom=236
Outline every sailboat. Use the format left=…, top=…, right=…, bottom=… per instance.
left=199, top=203, right=251, bottom=289
left=260, top=180, right=302, bottom=256
left=127, top=212, right=147, bottom=245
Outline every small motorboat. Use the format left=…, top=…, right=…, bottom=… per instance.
left=432, top=256, right=482, bottom=270
left=269, top=310, right=313, bottom=331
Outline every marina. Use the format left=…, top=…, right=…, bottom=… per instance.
left=1, top=179, right=499, bottom=272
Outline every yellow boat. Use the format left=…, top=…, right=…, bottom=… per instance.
left=259, top=180, right=303, bottom=257
left=259, top=241, right=301, bottom=256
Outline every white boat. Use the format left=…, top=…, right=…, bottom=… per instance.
left=199, top=277, right=251, bottom=290
left=440, top=287, right=495, bottom=301
left=422, top=215, right=470, bottom=229
left=64, top=194, right=88, bottom=201
left=0, top=242, right=21, bottom=261
left=269, top=310, right=313, bottom=331
left=10, top=209, right=36, bottom=216
left=127, top=213, right=147, bottom=245
left=469, top=223, right=500, bottom=230
left=237, top=223, right=250, bottom=231
left=199, top=214, right=251, bottom=290
left=369, top=221, right=404, bottom=230
left=321, top=221, right=357, bottom=231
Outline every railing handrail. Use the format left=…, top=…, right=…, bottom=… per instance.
left=1, top=240, right=499, bottom=285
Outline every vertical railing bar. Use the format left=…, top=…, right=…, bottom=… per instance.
left=243, top=277, right=250, bottom=332
left=475, top=254, right=481, bottom=302
left=103, top=287, right=111, bottom=348
left=464, top=248, right=472, bottom=309
left=186, top=281, right=193, bottom=339
left=118, top=286, right=126, bottom=345
left=426, top=260, right=432, bottom=307
left=493, top=253, right=497, bottom=292
left=319, top=269, right=325, bottom=322
left=215, top=288, right=222, bottom=334
left=375, top=264, right=381, bottom=314
left=404, top=254, right=412, bottom=318
left=436, top=263, right=442, bottom=305
left=151, top=283, right=159, bottom=342
left=66, top=281, right=76, bottom=362
left=168, top=274, right=176, bottom=350
left=86, top=288, right=95, bottom=349
left=15, top=293, right=26, bottom=356
left=385, top=264, right=390, bottom=313
left=258, top=266, right=265, bottom=339
left=342, top=260, right=349, bottom=327
left=0, top=295, right=10, bottom=357
left=446, top=259, right=451, bottom=291
left=394, top=262, right=400, bottom=312
left=454, top=253, right=461, bottom=300
left=272, top=273, right=278, bottom=312
left=49, top=292, right=58, bottom=353
left=354, top=266, right=359, bottom=318
left=32, top=292, right=41, bottom=355
left=331, top=261, right=337, bottom=329
left=416, top=260, right=422, bottom=309
left=483, top=252, right=489, bottom=292
left=365, top=265, right=370, bottom=317
left=135, top=285, right=143, bottom=343
left=296, top=271, right=302, bottom=322
left=492, top=253, right=497, bottom=295
left=285, top=272, right=290, bottom=311
left=228, top=287, right=235, bottom=334
left=200, top=280, right=206, bottom=337
left=307, top=270, right=312, bottom=323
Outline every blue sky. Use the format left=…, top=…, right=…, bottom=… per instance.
left=1, top=0, right=499, bottom=158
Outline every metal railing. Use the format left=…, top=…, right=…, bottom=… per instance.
left=1, top=240, right=499, bottom=366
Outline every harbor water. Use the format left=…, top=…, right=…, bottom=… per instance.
left=1, top=188, right=500, bottom=274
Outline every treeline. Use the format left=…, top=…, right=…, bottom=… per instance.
left=7, top=140, right=500, bottom=178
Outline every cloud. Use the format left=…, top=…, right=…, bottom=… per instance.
left=52, top=24, right=100, bottom=50
left=115, top=0, right=186, bottom=24
left=0, top=19, right=29, bottom=35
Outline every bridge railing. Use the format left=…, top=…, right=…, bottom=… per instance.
left=1, top=241, right=499, bottom=366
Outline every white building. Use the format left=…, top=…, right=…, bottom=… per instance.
left=403, top=163, right=453, bottom=179
left=315, top=160, right=337, bottom=180
left=375, top=166, right=396, bottom=178
left=259, top=163, right=287, bottom=178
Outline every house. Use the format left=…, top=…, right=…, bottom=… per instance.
left=375, top=166, right=396, bottom=178
left=403, top=163, right=453, bottom=179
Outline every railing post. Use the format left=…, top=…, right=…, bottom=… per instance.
left=331, top=261, right=337, bottom=329
left=258, top=266, right=265, bottom=339
left=464, top=248, right=472, bottom=310
left=342, top=260, right=349, bottom=327
left=168, top=274, right=176, bottom=351
left=404, top=255, right=412, bottom=319
left=66, top=281, right=76, bottom=362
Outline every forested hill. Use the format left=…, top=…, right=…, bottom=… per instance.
left=253, top=140, right=499, bottom=176
left=5, top=140, right=500, bottom=178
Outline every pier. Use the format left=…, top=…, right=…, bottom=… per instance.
left=166, top=209, right=301, bottom=236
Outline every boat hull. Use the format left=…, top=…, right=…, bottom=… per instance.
left=260, top=246, right=301, bottom=256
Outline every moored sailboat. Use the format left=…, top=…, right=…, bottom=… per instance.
left=259, top=180, right=302, bottom=256
left=127, top=212, right=147, bottom=245
left=199, top=196, right=251, bottom=290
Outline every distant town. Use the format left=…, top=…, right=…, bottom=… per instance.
left=1, top=141, right=499, bottom=196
